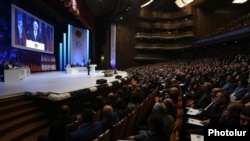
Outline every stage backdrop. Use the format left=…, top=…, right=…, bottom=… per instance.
left=68, top=24, right=89, bottom=66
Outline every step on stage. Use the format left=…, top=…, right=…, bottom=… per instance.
left=0, top=70, right=128, bottom=99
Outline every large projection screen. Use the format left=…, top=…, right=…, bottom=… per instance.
left=11, top=4, right=54, bottom=54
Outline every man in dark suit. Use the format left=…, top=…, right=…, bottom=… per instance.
left=29, top=20, right=42, bottom=43
left=87, top=59, right=91, bottom=75
left=68, top=108, right=103, bottom=141
left=48, top=105, right=77, bottom=141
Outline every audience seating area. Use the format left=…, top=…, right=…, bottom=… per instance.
left=2, top=54, right=250, bottom=141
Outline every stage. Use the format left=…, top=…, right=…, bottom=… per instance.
left=0, top=70, right=129, bottom=99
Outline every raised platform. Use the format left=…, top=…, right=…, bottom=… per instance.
left=0, top=70, right=128, bottom=99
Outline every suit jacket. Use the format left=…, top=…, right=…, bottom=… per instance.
left=68, top=121, right=103, bottom=141
left=143, top=131, right=169, bottom=141
left=231, top=87, right=249, bottom=100
left=29, top=30, right=42, bottom=43
left=101, top=112, right=120, bottom=130
left=48, top=119, right=68, bottom=141
left=221, top=82, right=237, bottom=95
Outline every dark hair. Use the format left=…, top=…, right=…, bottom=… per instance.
left=58, top=105, right=70, bottom=119
left=81, top=108, right=94, bottom=122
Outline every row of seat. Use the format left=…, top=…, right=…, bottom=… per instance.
left=93, top=88, right=158, bottom=141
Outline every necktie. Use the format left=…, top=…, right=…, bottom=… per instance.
left=34, top=31, right=37, bottom=40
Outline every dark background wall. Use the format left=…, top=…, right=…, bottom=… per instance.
left=1, top=0, right=250, bottom=71
left=113, top=5, right=250, bottom=70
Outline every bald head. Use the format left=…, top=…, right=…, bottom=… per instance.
left=103, top=105, right=114, bottom=117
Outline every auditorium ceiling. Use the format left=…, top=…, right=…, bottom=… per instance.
left=84, top=0, right=250, bottom=16
left=83, top=0, right=250, bottom=25
left=15, top=0, right=250, bottom=28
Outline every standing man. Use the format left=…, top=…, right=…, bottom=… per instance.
left=87, top=59, right=91, bottom=75
left=29, top=20, right=42, bottom=43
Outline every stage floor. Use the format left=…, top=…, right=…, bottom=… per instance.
left=0, top=70, right=128, bottom=99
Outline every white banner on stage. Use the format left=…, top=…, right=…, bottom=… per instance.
left=70, top=25, right=87, bottom=66
left=26, top=39, right=45, bottom=50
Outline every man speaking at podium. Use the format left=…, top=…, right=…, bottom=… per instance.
left=87, top=59, right=91, bottom=75
left=29, top=20, right=42, bottom=43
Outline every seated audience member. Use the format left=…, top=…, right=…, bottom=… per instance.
left=13, top=61, right=20, bottom=68
left=210, top=87, right=222, bottom=99
left=167, top=86, right=181, bottom=109
left=93, top=95, right=106, bottom=111
left=198, top=87, right=222, bottom=113
left=219, top=102, right=244, bottom=125
left=230, top=79, right=249, bottom=102
left=106, top=92, right=117, bottom=105
left=163, top=98, right=177, bottom=120
left=152, top=102, right=175, bottom=135
left=221, top=75, right=237, bottom=95
left=241, top=92, right=250, bottom=105
left=68, top=108, right=103, bottom=141
left=240, top=105, right=250, bottom=125
left=112, top=97, right=130, bottom=119
left=48, top=105, right=77, bottom=141
left=200, top=91, right=230, bottom=125
left=184, top=91, right=230, bottom=139
left=128, top=113, right=169, bottom=141
left=127, top=92, right=141, bottom=112
left=184, top=76, right=200, bottom=97
left=101, top=104, right=120, bottom=130
left=144, top=113, right=169, bottom=141
left=127, top=102, right=174, bottom=141
left=3, top=61, right=11, bottom=70
left=192, top=81, right=213, bottom=109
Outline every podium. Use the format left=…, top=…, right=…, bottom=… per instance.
left=89, top=64, right=97, bottom=76
left=26, top=40, right=45, bottom=50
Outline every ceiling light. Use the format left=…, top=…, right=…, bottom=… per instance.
left=183, top=0, right=193, bottom=5
left=175, top=0, right=186, bottom=8
left=232, top=0, right=248, bottom=3
left=141, top=0, right=154, bottom=8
